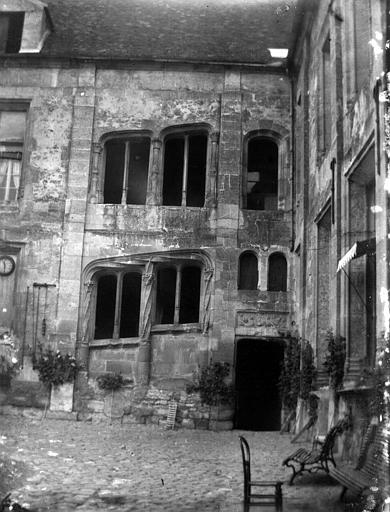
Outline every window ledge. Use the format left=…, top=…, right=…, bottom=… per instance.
left=89, top=338, right=140, bottom=348
left=151, top=323, right=201, bottom=334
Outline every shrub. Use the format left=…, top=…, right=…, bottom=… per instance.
left=33, top=347, right=81, bottom=387
left=187, top=361, right=234, bottom=406
left=0, top=355, right=18, bottom=389
left=96, top=372, right=124, bottom=391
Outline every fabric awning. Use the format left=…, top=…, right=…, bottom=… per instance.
left=337, top=238, right=376, bottom=273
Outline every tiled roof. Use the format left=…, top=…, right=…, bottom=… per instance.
left=41, top=0, right=298, bottom=64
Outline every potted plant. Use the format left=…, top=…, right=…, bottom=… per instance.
left=0, top=355, right=18, bottom=389
left=96, top=372, right=125, bottom=421
left=33, top=347, right=82, bottom=412
left=187, top=361, right=235, bottom=430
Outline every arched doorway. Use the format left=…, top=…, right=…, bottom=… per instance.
left=235, top=338, right=284, bottom=431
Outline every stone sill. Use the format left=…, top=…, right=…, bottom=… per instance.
left=337, top=385, right=373, bottom=395
left=151, top=323, right=201, bottom=334
left=89, top=338, right=140, bottom=349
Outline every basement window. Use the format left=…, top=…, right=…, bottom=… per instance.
left=245, top=137, right=278, bottom=210
left=0, top=105, right=28, bottom=203
left=94, top=271, right=141, bottom=340
left=103, top=137, right=150, bottom=204
left=238, top=252, right=258, bottom=290
left=162, top=132, right=207, bottom=207
left=0, top=12, right=24, bottom=53
left=155, top=265, right=201, bottom=325
left=267, top=253, right=287, bottom=292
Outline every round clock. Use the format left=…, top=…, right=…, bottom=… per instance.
left=0, top=256, right=15, bottom=276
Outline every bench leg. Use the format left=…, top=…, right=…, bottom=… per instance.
left=339, top=486, right=347, bottom=501
left=275, top=482, right=283, bottom=511
left=286, top=461, right=304, bottom=485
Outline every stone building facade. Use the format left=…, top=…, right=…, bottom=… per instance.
left=0, top=0, right=388, bottom=438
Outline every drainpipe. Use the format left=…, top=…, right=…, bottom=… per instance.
left=290, top=73, right=296, bottom=253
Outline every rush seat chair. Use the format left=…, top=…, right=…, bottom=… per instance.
left=239, top=435, right=283, bottom=509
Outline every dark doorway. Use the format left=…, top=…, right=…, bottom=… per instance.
left=235, top=338, right=284, bottom=431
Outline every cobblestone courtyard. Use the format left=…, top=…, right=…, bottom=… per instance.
left=0, top=415, right=344, bottom=511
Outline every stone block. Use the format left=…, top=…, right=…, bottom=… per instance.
left=181, top=418, right=195, bottom=429
left=209, top=420, right=233, bottom=431
left=46, top=410, right=77, bottom=421
left=194, top=418, right=209, bottom=430
left=88, top=400, right=105, bottom=413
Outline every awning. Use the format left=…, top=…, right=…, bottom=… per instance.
left=336, top=238, right=376, bottom=273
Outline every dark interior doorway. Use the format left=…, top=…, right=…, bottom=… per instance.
left=235, top=337, right=284, bottom=431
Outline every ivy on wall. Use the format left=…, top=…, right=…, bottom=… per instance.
left=323, top=329, right=346, bottom=391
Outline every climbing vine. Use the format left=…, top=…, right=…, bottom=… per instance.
left=323, top=330, right=346, bottom=391
left=299, top=340, right=316, bottom=400
left=279, top=337, right=301, bottom=413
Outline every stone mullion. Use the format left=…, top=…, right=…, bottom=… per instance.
left=205, top=131, right=219, bottom=208
left=121, top=141, right=130, bottom=205
left=89, top=142, right=103, bottom=203
left=174, top=266, right=182, bottom=324
left=146, top=138, right=162, bottom=206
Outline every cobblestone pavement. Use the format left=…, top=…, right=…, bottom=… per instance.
left=0, top=415, right=344, bottom=512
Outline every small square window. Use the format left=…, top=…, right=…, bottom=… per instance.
left=0, top=12, right=24, bottom=54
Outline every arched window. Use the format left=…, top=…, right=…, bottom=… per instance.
left=238, top=252, right=258, bottom=290
left=103, top=136, right=150, bottom=204
left=156, top=265, right=201, bottom=324
left=268, top=253, right=287, bottom=292
left=94, top=271, right=141, bottom=339
left=245, top=137, right=278, bottom=210
left=162, top=131, right=208, bottom=207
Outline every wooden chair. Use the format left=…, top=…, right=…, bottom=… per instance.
left=239, top=436, right=283, bottom=508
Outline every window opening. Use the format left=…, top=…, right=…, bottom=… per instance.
left=94, top=271, right=142, bottom=339
left=0, top=12, right=24, bottom=53
left=0, top=108, right=27, bottom=202
left=179, top=266, right=201, bottom=323
left=246, top=138, right=278, bottom=210
left=95, top=274, right=117, bottom=339
left=156, top=267, right=177, bottom=324
left=268, top=253, right=287, bottom=292
left=120, top=272, right=142, bottom=338
left=156, top=265, right=201, bottom=325
left=238, top=252, right=258, bottom=290
left=103, top=137, right=150, bottom=205
left=162, top=133, right=207, bottom=207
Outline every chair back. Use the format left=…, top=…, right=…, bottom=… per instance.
left=239, top=435, right=251, bottom=484
left=320, top=418, right=348, bottom=459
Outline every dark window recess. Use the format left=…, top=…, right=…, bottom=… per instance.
left=246, top=138, right=278, bottom=210
left=103, top=138, right=150, bottom=204
left=120, top=272, right=141, bottom=337
left=94, top=274, right=117, bottom=339
left=187, top=135, right=207, bottom=207
left=238, top=252, right=258, bottom=290
left=162, top=133, right=207, bottom=207
left=179, top=266, right=201, bottom=323
left=156, top=267, right=177, bottom=324
left=268, top=253, right=287, bottom=292
left=162, top=138, right=184, bottom=206
left=0, top=12, right=24, bottom=53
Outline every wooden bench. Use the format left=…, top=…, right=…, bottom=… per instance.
left=282, top=419, right=348, bottom=485
left=329, top=423, right=389, bottom=500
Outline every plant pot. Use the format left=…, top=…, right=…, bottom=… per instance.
left=50, top=382, right=74, bottom=412
left=0, top=374, right=12, bottom=389
left=209, top=404, right=234, bottom=431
